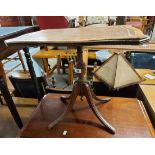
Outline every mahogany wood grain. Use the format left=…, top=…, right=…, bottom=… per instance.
left=19, top=93, right=155, bottom=138
left=0, top=16, right=32, bottom=27
left=68, top=60, right=74, bottom=85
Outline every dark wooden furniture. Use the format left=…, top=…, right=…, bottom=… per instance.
left=19, top=93, right=155, bottom=138
left=6, top=25, right=148, bottom=133
left=0, top=26, right=38, bottom=58
left=0, top=16, right=32, bottom=27
left=0, top=26, right=38, bottom=129
left=9, top=70, right=46, bottom=98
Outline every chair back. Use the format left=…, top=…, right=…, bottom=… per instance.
left=9, top=71, right=46, bottom=98
left=36, top=16, right=69, bottom=30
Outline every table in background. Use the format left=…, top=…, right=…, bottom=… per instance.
left=136, top=69, right=155, bottom=84
left=93, top=68, right=155, bottom=84
left=137, top=84, right=155, bottom=129
left=0, top=26, right=38, bottom=128
left=134, top=69, right=155, bottom=129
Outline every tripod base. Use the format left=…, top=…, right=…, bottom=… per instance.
left=48, top=80, right=116, bottom=134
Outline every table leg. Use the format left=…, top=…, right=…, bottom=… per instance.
left=0, top=74, right=23, bottom=129
left=48, top=83, right=78, bottom=129
left=23, top=47, right=42, bottom=100
left=68, top=60, right=74, bottom=85
left=48, top=46, right=116, bottom=134
left=83, top=83, right=115, bottom=134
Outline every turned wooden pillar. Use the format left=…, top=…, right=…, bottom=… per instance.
left=23, top=47, right=42, bottom=100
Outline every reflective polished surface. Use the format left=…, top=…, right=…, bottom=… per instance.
left=20, top=94, right=154, bottom=138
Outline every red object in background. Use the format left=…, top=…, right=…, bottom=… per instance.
left=36, top=16, right=69, bottom=30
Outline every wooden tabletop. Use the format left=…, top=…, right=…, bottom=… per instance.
left=84, top=43, right=155, bottom=53
left=138, top=85, right=155, bottom=128
left=139, top=85, right=155, bottom=113
left=0, top=26, right=37, bottom=39
left=19, top=93, right=154, bottom=138
left=136, top=69, right=155, bottom=85
left=6, top=25, right=148, bottom=47
left=93, top=68, right=155, bottom=85
left=0, top=26, right=38, bottom=40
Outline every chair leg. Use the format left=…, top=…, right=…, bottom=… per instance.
left=0, top=95, right=4, bottom=105
left=0, top=62, right=7, bottom=84
left=43, top=58, right=50, bottom=75
left=18, top=50, right=27, bottom=73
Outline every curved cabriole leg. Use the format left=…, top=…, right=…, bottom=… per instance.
left=48, top=45, right=115, bottom=134
left=89, top=84, right=111, bottom=103
left=48, top=83, right=79, bottom=129
left=60, top=95, right=72, bottom=104
left=84, top=83, right=116, bottom=134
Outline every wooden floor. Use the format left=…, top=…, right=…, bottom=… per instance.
left=0, top=97, right=38, bottom=137
left=0, top=56, right=65, bottom=137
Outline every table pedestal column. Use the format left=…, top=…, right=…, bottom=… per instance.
left=48, top=46, right=116, bottom=134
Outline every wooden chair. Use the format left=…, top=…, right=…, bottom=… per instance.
left=35, top=16, right=70, bottom=76
left=78, top=16, right=115, bottom=27
left=143, top=16, right=155, bottom=37
left=0, top=51, right=26, bottom=104
left=125, top=16, right=148, bottom=32
left=9, top=71, right=46, bottom=98
left=34, top=16, right=78, bottom=87
left=3, top=50, right=27, bottom=74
